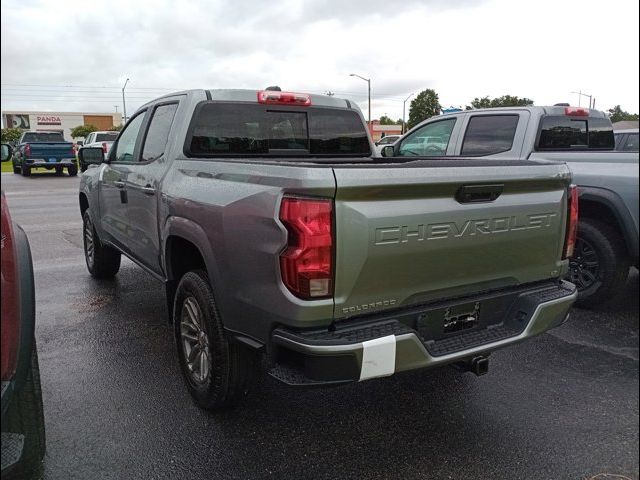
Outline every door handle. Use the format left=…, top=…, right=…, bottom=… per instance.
left=113, top=181, right=126, bottom=189
left=455, top=184, right=503, bottom=203
left=141, top=186, right=156, bottom=196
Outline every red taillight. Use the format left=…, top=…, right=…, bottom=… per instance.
left=257, top=90, right=312, bottom=106
left=102, top=142, right=108, bottom=154
left=565, top=107, right=589, bottom=117
left=563, top=185, right=579, bottom=259
left=279, top=196, right=333, bottom=299
left=1, top=192, right=21, bottom=381
left=25, top=144, right=31, bottom=156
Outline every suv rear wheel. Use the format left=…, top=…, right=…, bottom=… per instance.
left=82, top=210, right=121, bottom=278
left=569, top=218, right=630, bottom=308
left=174, top=270, right=257, bottom=410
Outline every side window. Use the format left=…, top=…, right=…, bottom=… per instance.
left=623, top=133, right=639, bottom=152
left=141, top=103, right=178, bottom=162
left=461, top=115, right=519, bottom=156
left=398, top=118, right=456, bottom=156
left=114, top=113, right=145, bottom=163
left=85, top=133, right=93, bottom=144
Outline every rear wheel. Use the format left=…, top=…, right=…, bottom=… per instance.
left=55, top=166, right=63, bottom=176
left=4, top=344, right=46, bottom=479
left=82, top=210, right=121, bottom=278
left=21, top=164, right=31, bottom=176
left=174, top=270, right=257, bottom=410
left=569, top=218, right=630, bottom=308
left=68, top=165, right=78, bottom=176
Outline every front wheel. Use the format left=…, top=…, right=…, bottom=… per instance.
left=568, top=218, right=630, bottom=308
left=174, top=270, right=257, bottom=410
left=82, top=210, right=121, bottom=278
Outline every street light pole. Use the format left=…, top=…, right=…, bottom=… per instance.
left=122, top=78, right=130, bottom=123
left=572, top=90, right=593, bottom=109
left=350, top=73, right=371, bottom=133
left=402, top=93, right=414, bottom=134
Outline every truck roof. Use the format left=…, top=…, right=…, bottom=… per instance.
left=444, top=105, right=609, bottom=119
left=141, top=88, right=360, bottom=112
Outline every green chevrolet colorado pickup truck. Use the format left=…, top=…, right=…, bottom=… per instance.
left=77, top=88, right=578, bottom=410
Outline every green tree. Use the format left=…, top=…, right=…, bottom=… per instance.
left=378, top=115, right=396, bottom=125
left=407, top=89, right=441, bottom=129
left=607, top=105, right=639, bottom=123
left=109, top=124, right=123, bottom=132
left=1, top=128, right=24, bottom=144
left=466, top=95, right=534, bottom=110
left=70, top=124, right=98, bottom=139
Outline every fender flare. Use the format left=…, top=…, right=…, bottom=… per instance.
left=578, top=186, right=638, bottom=259
left=161, top=216, right=222, bottom=288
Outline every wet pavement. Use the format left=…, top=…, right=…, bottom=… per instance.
left=2, top=172, right=638, bottom=480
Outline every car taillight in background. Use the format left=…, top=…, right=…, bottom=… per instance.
left=279, top=196, right=333, bottom=299
left=564, top=107, right=589, bottom=117
left=1, top=192, right=20, bottom=381
left=563, top=185, right=579, bottom=259
left=24, top=144, right=31, bottom=156
left=257, top=90, right=312, bottom=106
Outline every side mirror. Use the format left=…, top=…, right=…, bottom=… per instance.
left=381, top=145, right=395, bottom=157
left=1, top=143, right=13, bottom=162
left=78, top=147, right=105, bottom=166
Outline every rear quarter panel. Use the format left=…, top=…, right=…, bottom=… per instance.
left=160, top=158, right=337, bottom=342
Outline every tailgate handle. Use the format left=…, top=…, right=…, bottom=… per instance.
left=456, top=184, right=503, bottom=203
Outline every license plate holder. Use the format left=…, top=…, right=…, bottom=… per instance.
left=442, top=301, right=480, bottom=333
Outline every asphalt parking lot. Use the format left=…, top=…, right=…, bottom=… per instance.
left=2, top=171, right=638, bottom=480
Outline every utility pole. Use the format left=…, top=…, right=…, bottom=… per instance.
left=122, top=78, right=130, bottom=123
left=350, top=73, right=371, bottom=134
left=402, top=93, right=414, bottom=134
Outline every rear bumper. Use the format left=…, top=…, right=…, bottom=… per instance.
left=25, top=159, right=75, bottom=167
left=269, top=280, right=577, bottom=385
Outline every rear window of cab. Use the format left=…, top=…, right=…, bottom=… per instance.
left=185, top=102, right=371, bottom=157
left=536, top=116, right=614, bottom=150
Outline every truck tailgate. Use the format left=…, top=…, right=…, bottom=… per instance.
left=27, top=143, right=73, bottom=158
left=332, top=160, right=571, bottom=319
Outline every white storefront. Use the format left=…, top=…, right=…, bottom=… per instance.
left=2, top=111, right=123, bottom=141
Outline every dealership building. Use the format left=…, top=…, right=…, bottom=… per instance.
left=2, top=111, right=123, bottom=141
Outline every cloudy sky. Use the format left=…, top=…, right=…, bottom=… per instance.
left=1, top=0, right=638, bottom=121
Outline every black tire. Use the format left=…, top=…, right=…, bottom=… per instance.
left=68, top=165, right=78, bottom=176
left=82, top=210, right=121, bottom=278
left=55, top=166, right=63, bottom=176
left=569, top=218, right=630, bottom=308
left=4, top=344, right=46, bottom=479
left=174, top=270, right=257, bottom=410
left=13, top=165, right=21, bottom=174
left=21, top=164, right=31, bottom=176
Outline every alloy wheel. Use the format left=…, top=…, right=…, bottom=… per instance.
left=180, top=297, right=210, bottom=384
